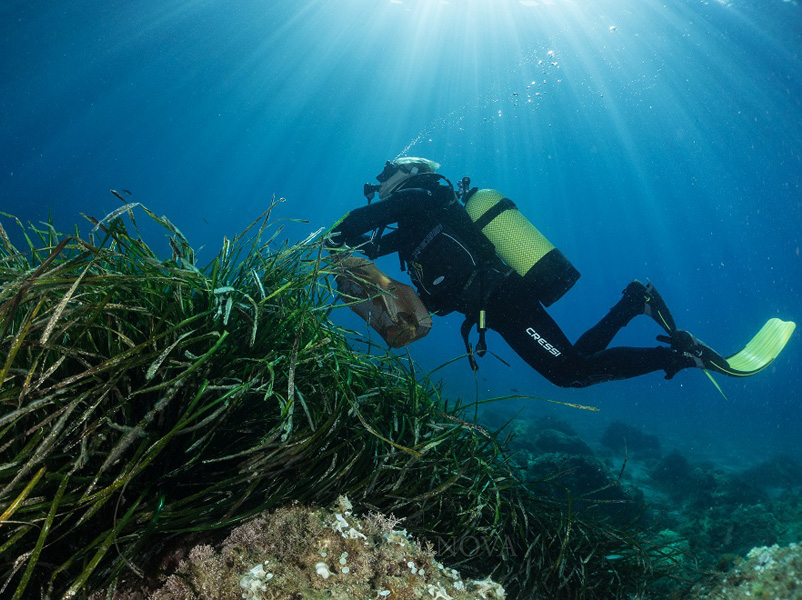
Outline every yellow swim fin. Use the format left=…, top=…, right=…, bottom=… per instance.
left=661, top=318, right=796, bottom=380
left=718, top=318, right=796, bottom=377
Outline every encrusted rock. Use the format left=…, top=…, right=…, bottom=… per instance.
left=685, top=542, right=802, bottom=599
left=101, top=496, right=505, bottom=600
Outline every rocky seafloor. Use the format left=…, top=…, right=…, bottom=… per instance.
left=484, top=411, right=802, bottom=598
left=98, top=497, right=506, bottom=600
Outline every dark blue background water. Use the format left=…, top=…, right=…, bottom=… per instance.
left=2, top=0, right=800, bottom=468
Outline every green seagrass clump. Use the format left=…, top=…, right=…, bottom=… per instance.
left=0, top=199, right=680, bottom=599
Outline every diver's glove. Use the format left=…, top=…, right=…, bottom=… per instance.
left=323, top=231, right=356, bottom=265
left=323, top=229, right=344, bottom=250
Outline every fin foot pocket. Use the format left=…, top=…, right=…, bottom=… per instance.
left=644, top=280, right=676, bottom=334
left=658, top=330, right=729, bottom=374
left=623, top=279, right=676, bottom=333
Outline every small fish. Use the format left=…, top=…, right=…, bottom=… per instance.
left=110, top=189, right=133, bottom=201
left=510, top=388, right=520, bottom=394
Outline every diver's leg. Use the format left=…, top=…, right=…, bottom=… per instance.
left=574, top=280, right=676, bottom=355
left=486, top=278, right=690, bottom=388
left=573, top=282, right=643, bottom=356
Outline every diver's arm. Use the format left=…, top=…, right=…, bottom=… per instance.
left=328, top=188, right=438, bottom=257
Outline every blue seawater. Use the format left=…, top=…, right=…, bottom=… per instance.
left=1, top=0, right=800, bottom=508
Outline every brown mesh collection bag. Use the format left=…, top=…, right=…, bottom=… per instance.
left=335, top=257, right=432, bottom=348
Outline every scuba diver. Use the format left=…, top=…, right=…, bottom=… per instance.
left=327, top=157, right=795, bottom=388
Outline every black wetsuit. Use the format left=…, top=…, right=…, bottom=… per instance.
left=331, top=174, right=680, bottom=387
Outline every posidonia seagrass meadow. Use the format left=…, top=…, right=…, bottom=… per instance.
left=0, top=198, right=681, bottom=599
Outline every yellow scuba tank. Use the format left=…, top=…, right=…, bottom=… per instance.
left=464, top=189, right=580, bottom=306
